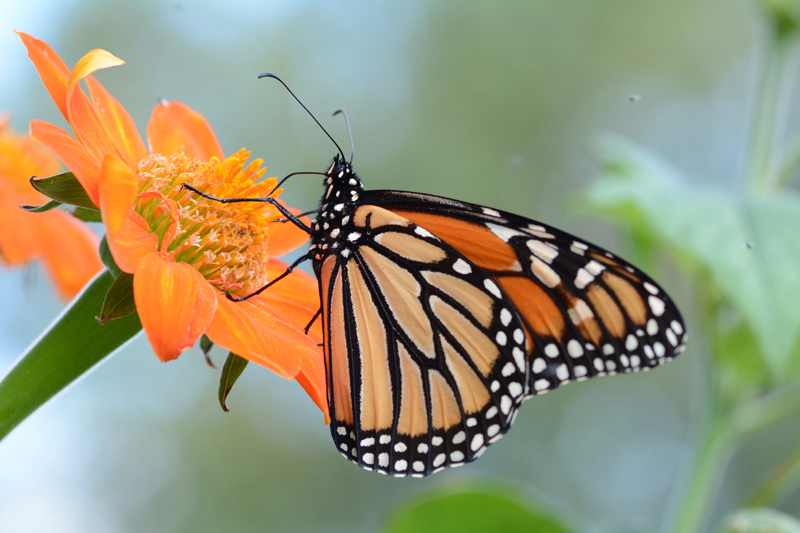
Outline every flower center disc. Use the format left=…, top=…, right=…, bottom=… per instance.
left=135, top=149, right=281, bottom=296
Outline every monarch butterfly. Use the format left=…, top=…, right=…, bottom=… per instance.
left=187, top=75, right=687, bottom=477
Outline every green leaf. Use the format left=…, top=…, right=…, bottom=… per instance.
left=722, top=507, right=800, bottom=532
left=579, top=136, right=800, bottom=378
left=30, top=171, right=97, bottom=210
left=72, top=207, right=103, bottom=223
left=384, top=484, right=573, bottom=533
left=714, top=317, right=770, bottom=406
left=218, top=352, right=248, bottom=412
left=19, top=199, right=62, bottom=213
left=98, top=236, right=122, bottom=278
left=0, top=270, right=142, bottom=442
left=97, top=272, right=136, bottom=324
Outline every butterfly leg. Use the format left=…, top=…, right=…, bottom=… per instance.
left=181, top=183, right=311, bottom=233
left=275, top=209, right=317, bottom=222
left=225, top=253, right=312, bottom=302
left=304, top=308, right=322, bottom=334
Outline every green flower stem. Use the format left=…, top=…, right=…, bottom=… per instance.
left=673, top=416, right=734, bottom=533
left=747, top=438, right=800, bottom=507
left=673, top=382, right=800, bottom=532
left=747, top=14, right=797, bottom=192
left=0, top=270, right=142, bottom=442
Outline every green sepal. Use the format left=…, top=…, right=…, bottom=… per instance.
left=0, top=270, right=142, bottom=442
left=200, top=335, right=216, bottom=368
left=97, top=272, right=136, bottom=324
left=99, top=236, right=122, bottom=278
left=72, top=207, right=103, bottom=223
left=218, top=352, right=249, bottom=412
left=20, top=199, right=62, bottom=213
left=29, top=171, right=97, bottom=210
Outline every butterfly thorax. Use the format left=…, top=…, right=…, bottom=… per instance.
left=309, top=155, right=365, bottom=265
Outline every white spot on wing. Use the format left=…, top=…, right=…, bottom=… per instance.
left=649, top=296, right=666, bottom=316
left=486, top=222, right=524, bottom=242
left=453, top=259, right=472, bottom=275
left=527, top=240, right=559, bottom=263
left=484, top=279, right=502, bottom=298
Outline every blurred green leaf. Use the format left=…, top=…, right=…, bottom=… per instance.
left=714, top=317, right=770, bottom=404
left=384, top=484, right=573, bottom=533
left=19, top=199, right=62, bottom=213
left=218, top=352, right=248, bottom=412
left=97, top=272, right=136, bottom=324
left=580, top=136, right=800, bottom=378
left=0, top=270, right=142, bottom=442
left=722, top=507, right=800, bottom=532
left=29, top=171, right=97, bottom=210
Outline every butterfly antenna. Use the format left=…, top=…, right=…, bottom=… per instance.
left=333, top=109, right=354, bottom=164
left=258, top=73, right=346, bottom=161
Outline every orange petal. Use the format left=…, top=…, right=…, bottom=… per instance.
left=0, top=196, right=42, bottom=264
left=134, top=253, right=217, bottom=361
left=295, top=358, right=330, bottom=423
left=30, top=119, right=101, bottom=205
left=146, top=101, right=223, bottom=160
left=106, top=210, right=159, bottom=274
left=268, top=204, right=312, bottom=257
left=86, top=77, right=147, bottom=167
left=36, top=210, right=103, bottom=299
left=66, top=49, right=124, bottom=161
left=250, top=259, right=322, bottom=342
left=16, top=31, right=71, bottom=119
left=206, top=294, right=322, bottom=379
left=98, top=155, right=137, bottom=237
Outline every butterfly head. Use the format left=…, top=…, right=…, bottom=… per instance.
left=310, top=155, right=365, bottom=263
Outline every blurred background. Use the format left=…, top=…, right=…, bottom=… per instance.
left=1, top=1, right=797, bottom=532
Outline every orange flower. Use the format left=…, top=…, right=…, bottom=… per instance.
left=17, top=32, right=327, bottom=419
left=0, top=117, right=102, bottom=299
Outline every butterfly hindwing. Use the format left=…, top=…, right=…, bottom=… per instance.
left=321, top=204, right=528, bottom=476
left=360, top=190, right=688, bottom=397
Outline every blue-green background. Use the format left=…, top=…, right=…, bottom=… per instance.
left=0, top=2, right=792, bottom=532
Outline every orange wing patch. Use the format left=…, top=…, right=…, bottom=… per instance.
left=323, top=256, right=353, bottom=426
left=394, top=210, right=520, bottom=272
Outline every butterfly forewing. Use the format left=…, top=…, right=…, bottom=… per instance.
left=361, top=190, right=688, bottom=396
left=321, top=204, right=528, bottom=476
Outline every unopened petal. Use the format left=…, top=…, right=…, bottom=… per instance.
left=147, top=101, right=223, bottom=161
left=134, top=253, right=217, bottom=361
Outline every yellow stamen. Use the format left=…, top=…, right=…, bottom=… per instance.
left=135, top=149, right=281, bottom=296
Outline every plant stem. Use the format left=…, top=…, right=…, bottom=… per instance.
left=748, top=441, right=800, bottom=507
left=672, top=420, right=735, bottom=533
